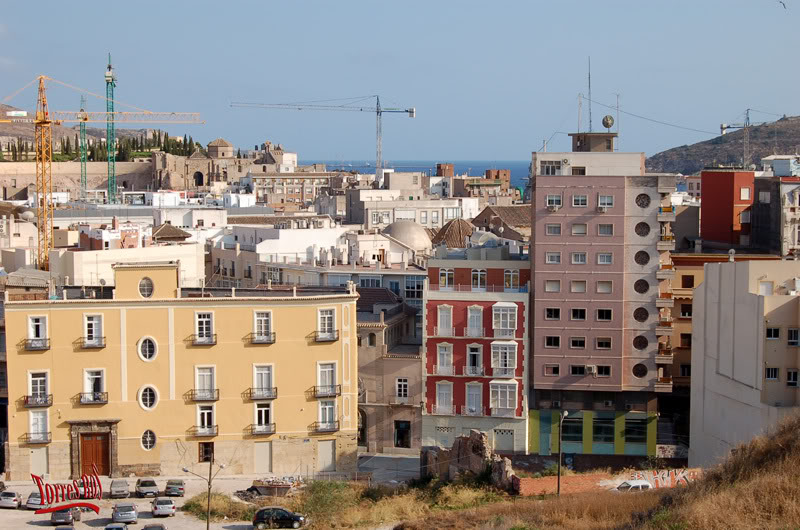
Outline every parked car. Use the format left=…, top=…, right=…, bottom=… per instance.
left=0, top=491, right=21, bottom=509
left=112, top=502, right=138, bottom=524
left=142, top=525, right=166, bottom=530
left=105, top=524, right=129, bottom=530
left=50, top=507, right=81, bottom=525
left=26, top=491, right=48, bottom=510
left=110, top=479, right=130, bottom=498
left=135, top=478, right=159, bottom=498
left=613, top=480, right=653, bottom=493
left=151, top=497, right=176, bottom=517
left=253, top=506, right=307, bottom=529
left=164, top=479, right=185, bottom=497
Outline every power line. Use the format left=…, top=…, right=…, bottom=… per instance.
left=579, top=95, right=718, bottom=136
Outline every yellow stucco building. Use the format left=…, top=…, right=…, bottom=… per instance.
left=5, top=262, right=358, bottom=480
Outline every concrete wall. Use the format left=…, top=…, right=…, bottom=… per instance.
left=0, top=161, right=153, bottom=198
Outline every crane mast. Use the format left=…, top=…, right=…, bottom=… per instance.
left=34, top=77, right=53, bottom=270
left=105, top=54, right=117, bottom=203
left=79, top=95, right=87, bottom=200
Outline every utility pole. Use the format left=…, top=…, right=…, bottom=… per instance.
left=557, top=410, right=568, bottom=496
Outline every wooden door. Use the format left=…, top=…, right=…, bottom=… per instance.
left=81, top=433, right=110, bottom=476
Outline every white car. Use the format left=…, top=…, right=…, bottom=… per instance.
left=151, top=497, right=176, bottom=517
left=613, top=479, right=653, bottom=492
left=0, top=491, right=21, bottom=509
left=25, top=491, right=48, bottom=510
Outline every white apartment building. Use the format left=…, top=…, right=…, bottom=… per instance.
left=345, top=189, right=480, bottom=230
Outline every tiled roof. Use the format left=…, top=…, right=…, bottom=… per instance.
left=208, top=138, right=233, bottom=147
left=152, top=223, right=191, bottom=240
left=424, top=227, right=438, bottom=240
left=483, top=205, right=531, bottom=227
left=431, top=219, right=474, bottom=248
left=355, top=287, right=400, bottom=312
left=228, top=215, right=329, bottom=225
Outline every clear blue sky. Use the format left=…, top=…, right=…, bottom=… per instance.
left=1, top=1, right=796, bottom=161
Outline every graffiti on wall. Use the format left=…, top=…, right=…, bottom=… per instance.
left=656, top=444, right=689, bottom=459
left=630, top=468, right=701, bottom=488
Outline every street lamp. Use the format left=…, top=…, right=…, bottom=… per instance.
left=557, top=410, right=568, bottom=496
left=183, top=456, right=226, bottom=530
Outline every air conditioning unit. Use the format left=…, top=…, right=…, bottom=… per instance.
left=625, top=404, right=634, bottom=411
left=546, top=204, right=561, bottom=212
left=585, top=365, right=597, bottom=375
left=604, top=400, right=614, bottom=407
left=552, top=400, right=562, bottom=409
left=597, top=206, right=608, bottom=213
left=562, top=158, right=569, bottom=165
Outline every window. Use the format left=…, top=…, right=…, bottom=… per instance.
left=544, top=364, right=560, bottom=376
left=318, top=309, right=335, bottom=338
left=759, top=281, right=774, bottom=295
left=360, top=276, right=381, bottom=287
left=545, top=224, right=561, bottom=236
left=570, top=280, right=587, bottom=293
left=598, top=224, right=614, bottom=236
left=465, top=385, right=481, bottom=415
left=431, top=211, right=439, bottom=224
left=680, top=304, right=693, bottom=318
left=438, top=268, right=454, bottom=288
left=199, top=442, right=214, bottom=463
left=596, top=281, right=612, bottom=294
left=30, top=372, right=48, bottom=401
left=436, top=382, right=452, bottom=414
left=740, top=210, right=751, bottom=224
left=84, top=369, right=104, bottom=399
left=740, top=187, right=751, bottom=200
left=766, top=367, right=779, bottom=380
left=596, top=365, right=611, bottom=377
left=545, top=308, right=560, bottom=320
left=541, top=161, right=562, bottom=176
left=437, top=344, right=452, bottom=371
left=139, top=386, right=158, bottom=410
left=545, top=336, right=560, bottom=348
left=466, top=345, right=482, bottom=373
left=490, top=383, right=516, bottom=410
left=196, top=367, right=215, bottom=399
left=438, top=306, right=452, bottom=335
left=571, top=308, right=586, bottom=321
left=571, top=365, right=586, bottom=376
left=597, top=309, right=612, bottom=321
left=680, top=364, right=692, bottom=377
left=493, top=305, right=517, bottom=337
left=571, top=166, right=586, bottom=176
left=562, top=417, right=583, bottom=442
left=28, top=316, right=47, bottom=340
left=466, top=307, right=483, bottom=337
left=788, top=370, right=798, bottom=387
left=394, top=378, right=409, bottom=400
left=388, top=280, right=400, bottom=295
left=84, top=315, right=103, bottom=345
left=254, top=365, right=273, bottom=393
left=405, top=276, right=423, bottom=300
left=256, top=403, right=271, bottom=427
left=545, top=280, right=561, bottom=293
left=367, top=333, right=376, bottom=346
left=195, top=313, right=213, bottom=343
left=319, top=399, right=336, bottom=426
left=571, top=252, right=587, bottom=265
left=504, top=269, right=519, bottom=290
left=420, top=211, right=427, bottom=224
left=593, top=418, right=615, bottom=443
left=572, top=194, right=588, bottom=207
left=545, top=252, right=561, bottom=264
left=680, top=333, right=692, bottom=348
left=318, top=363, right=336, bottom=393
left=491, top=343, right=516, bottom=374
left=570, top=337, right=586, bottom=349
left=572, top=223, right=587, bottom=236
left=139, top=277, right=154, bottom=298
left=598, top=195, right=614, bottom=207
left=141, top=430, right=156, bottom=450
left=471, top=269, right=487, bottom=291
left=682, top=275, right=695, bottom=288
left=759, top=191, right=771, bottom=203
left=688, top=182, right=694, bottom=190
left=766, top=328, right=780, bottom=340
left=597, top=253, right=613, bottom=265
left=596, top=337, right=612, bottom=349
left=625, top=419, right=648, bottom=444
left=254, top=312, right=272, bottom=339
left=789, top=329, right=799, bottom=346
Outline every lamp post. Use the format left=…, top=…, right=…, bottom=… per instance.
left=183, top=455, right=225, bottom=530
left=557, top=410, right=568, bottom=496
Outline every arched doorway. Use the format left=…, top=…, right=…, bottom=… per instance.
left=358, top=409, right=367, bottom=447
left=193, top=171, right=204, bottom=186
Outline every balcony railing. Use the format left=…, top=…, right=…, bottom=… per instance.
left=433, top=326, right=455, bottom=337
left=464, top=327, right=484, bottom=338
left=79, top=392, right=108, bottom=404
left=314, top=385, right=342, bottom=398
left=464, top=365, right=485, bottom=376
left=429, top=284, right=529, bottom=293
left=432, top=404, right=454, bottom=415
left=491, top=407, right=518, bottom=418
left=494, top=328, right=516, bottom=338
left=82, top=337, right=106, bottom=349
left=247, top=423, right=276, bottom=435
left=24, top=394, right=53, bottom=407
left=191, top=334, right=217, bottom=346
left=189, top=389, right=220, bottom=401
left=314, top=330, right=339, bottom=342
left=24, top=432, right=51, bottom=444
left=391, top=395, right=410, bottom=405
left=248, top=332, right=276, bottom=344
left=188, top=425, right=218, bottom=437
left=246, top=387, right=277, bottom=400
left=460, top=405, right=485, bottom=416
left=434, top=365, right=454, bottom=376
left=311, top=421, right=339, bottom=433
left=492, top=367, right=516, bottom=378
left=25, top=338, right=50, bottom=351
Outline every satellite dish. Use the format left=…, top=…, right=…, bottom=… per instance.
left=602, top=115, right=615, bottom=129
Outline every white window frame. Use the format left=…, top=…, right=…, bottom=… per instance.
left=29, top=410, right=48, bottom=439
left=544, top=307, right=560, bottom=320
left=195, top=365, right=217, bottom=400
left=765, top=367, right=779, bottom=381
left=465, top=383, right=482, bottom=415
left=466, top=306, right=483, bottom=337
left=490, top=382, right=517, bottom=411
left=544, top=364, right=560, bottom=376
left=137, top=384, right=160, bottom=412
left=570, top=308, right=586, bottom=321
left=317, top=361, right=337, bottom=391
left=195, top=311, right=214, bottom=342
left=788, top=369, right=798, bottom=387
left=740, top=187, right=751, bottom=200
left=572, top=194, right=588, bottom=207
left=766, top=327, right=780, bottom=340
left=569, top=336, right=586, bottom=349
left=471, top=269, right=487, bottom=291
left=28, top=315, right=48, bottom=340
left=571, top=223, right=587, bottom=236
left=439, top=268, right=454, bottom=289
left=318, top=308, right=336, bottom=338
left=83, top=314, right=103, bottom=345
left=545, top=279, right=561, bottom=293
left=137, top=336, right=158, bottom=362
left=570, top=280, right=587, bottom=293
left=253, top=364, right=274, bottom=392
left=596, top=337, right=612, bottom=349
left=504, top=269, right=519, bottom=291
left=28, top=369, right=50, bottom=399
left=544, top=335, right=560, bottom=348
left=571, top=252, right=587, bottom=265
left=596, top=280, right=613, bottom=294
left=396, top=377, right=409, bottom=399
left=253, top=310, right=272, bottom=339
left=545, top=252, right=561, bottom=264
left=597, top=252, right=613, bottom=265
left=83, top=368, right=105, bottom=395
left=545, top=223, right=561, bottom=236
left=789, top=328, right=799, bottom=347
left=546, top=194, right=562, bottom=207
left=598, top=195, right=614, bottom=207
left=466, top=344, right=483, bottom=374
left=318, top=399, right=336, bottom=425
left=437, top=305, right=453, bottom=336
left=197, top=403, right=215, bottom=430
left=597, top=223, right=614, bottom=236
left=435, top=381, right=453, bottom=414
left=491, top=341, right=517, bottom=374
left=437, top=343, right=453, bottom=373
left=492, top=303, right=517, bottom=337
left=254, top=402, right=272, bottom=427
left=596, top=308, right=613, bottom=321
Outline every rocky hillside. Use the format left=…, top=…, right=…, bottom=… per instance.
left=646, top=116, right=800, bottom=175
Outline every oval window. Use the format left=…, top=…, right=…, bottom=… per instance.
left=139, top=277, right=154, bottom=298
left=141, top=430, right=156, bottom=450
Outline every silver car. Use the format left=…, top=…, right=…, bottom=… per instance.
left=50, top=507, right=81, bottom=525
left=151, top=497, right=176, bottom=517
left=112, top=502, right=138, bottom=524
left=110, top=479, right=130, bottom=498
left=0, top=491, right=21, bottom=509
left=25, top=491, right=47, bottom=510
left=135, top=478, right=159, bottom=498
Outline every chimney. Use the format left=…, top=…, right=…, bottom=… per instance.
left=112, top=216, right=119, bottom=230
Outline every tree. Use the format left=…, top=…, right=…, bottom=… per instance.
left=237, top=148, right=242, bottom=159
left=188, top=136, right=195, bottom=156
left=183, top=134, right=188, bottom=156
left=11, top=143, right=17, bottom=161
left=66, top=136, right=72, bottom=155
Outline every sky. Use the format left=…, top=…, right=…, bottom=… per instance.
left=1, top=1, right=797, bottom=162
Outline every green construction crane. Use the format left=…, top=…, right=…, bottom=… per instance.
left=105, top=53, right=116, bottom=203
left=79, top=95, right=87, bottom=200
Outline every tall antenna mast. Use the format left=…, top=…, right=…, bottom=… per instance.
left=577, top=93, right=583, bottom=132
left=614, top=92, right=620, bottom=150
left=588, top=57, right=593, bottom=133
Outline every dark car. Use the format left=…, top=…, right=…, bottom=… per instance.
left=142, top=525, right=166, bottom=530
left=253, top=506, right=306, bottom=529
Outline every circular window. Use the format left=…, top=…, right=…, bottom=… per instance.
left=632, top=363, right=648, bottom=378
left=635, top=222, right=651, bottom=237
left=138, top=386, right=159, bottom=410
left=635, top=193, right=651, bottom=208
left=141, top=430, right=156, bottom=450
left=139, top=277, right=154, bottom=298
left=634, top=250, right=650, bottom=266
left=633, top=307, right=649, bottom=322
left=634, top=280, right=650, bottom=294
left=138, top=338, right=157, bottom=361
left=633, top=335, right=649, bottom=350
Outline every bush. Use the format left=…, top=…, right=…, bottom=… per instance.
left=298, top=480, right=361, bottom=519
left=182, top=492, right=256, bottom=522
left=361, top=484, right=400, bottom=503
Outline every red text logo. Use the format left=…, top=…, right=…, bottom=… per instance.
left=31, top=464, right=102, bottom=514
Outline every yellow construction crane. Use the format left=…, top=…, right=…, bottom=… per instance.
left=2, top=75, right=203, bottom=270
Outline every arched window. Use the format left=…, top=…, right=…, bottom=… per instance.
left=368, top=333, right=377, bottom=347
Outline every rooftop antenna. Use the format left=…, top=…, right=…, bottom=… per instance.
left=614, top=92, right=620, bottom=150
left=588, top=57, right=593, bottom=133
left=577, top=93, right=583, bottom=132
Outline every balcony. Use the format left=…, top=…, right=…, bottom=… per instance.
left=463, top=365, right=485, bottom=376
left=656, top=264, right=675, bottom=280
left=427, top=284, right=529, bottom=294
left=191, top=334, right=217, bottom=346
left=658, top=206, right=676, bottom=222
left=246, top=387, right=277, bottom=400
left=491, top=407, right=519, bottom=418
left=314, top=330, right=339, bottom=342
left=657, top=235, right=676, bottom=251
left=655, top=376, right=673, bottom=393
left=656, top=293, right=674, bottom=308
left=24, top=394, right=52, bottom=408
left=672, top=287, right=693, bottom=299
left=82, top=337, right=106, bottom=349
left=24, top=432, right=51, bottom=444
left=656, top=344, right=674, bottom=364
left=79, top=392, right=108, bottom=404
left=188, top=425, right=218, bottom=437
left=311, top=421, right=339, bottom=433
left=189, top=389, right=220, bottom=401
left=492, top=367, right=516, bottom=378
left=464, top=327, right=484, bottom=338
left=248, top=332, right=276, bottom=345
left=246, top=423, right=276, bottom=436
left=493, top=328, right=517, bottom=339
left=313, top=385, right=342, bottom=398
left=656, top=319, right=673, bottom=336
left=432, top=404, right=454, bottom=415
left=460, top=405, right=485, bottom=417
left=391, top=395, right=410, bottom=405
left=24, top=338, right=50, bottom=351
left=658, top=175, right=677, bottom=194
left=434, top=365, right=454, bottom=376
left=434, top=326, right=455, bottom=337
